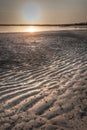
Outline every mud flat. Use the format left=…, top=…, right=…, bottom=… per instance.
left=0, top=30, right=87, bottom=130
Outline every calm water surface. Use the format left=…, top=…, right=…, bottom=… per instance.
left=0, top=26, right=86, bottom=33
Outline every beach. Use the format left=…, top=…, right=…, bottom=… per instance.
left=0, top=30, right=87, bottom=130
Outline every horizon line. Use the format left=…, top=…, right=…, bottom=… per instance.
left=0, top=22, right=87, bottom=26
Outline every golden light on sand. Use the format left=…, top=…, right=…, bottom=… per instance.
left=27, top=26, right=37, bottom=33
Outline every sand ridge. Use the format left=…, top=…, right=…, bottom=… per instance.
left=0, top=30, right=87, bottom=130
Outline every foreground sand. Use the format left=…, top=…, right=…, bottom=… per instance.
left=0, top=30, right=87, bottom=130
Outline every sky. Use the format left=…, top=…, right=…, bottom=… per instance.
left=0, top=0, right=87, bottom=24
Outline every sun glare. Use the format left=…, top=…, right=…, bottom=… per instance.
left=27, top=26, right=37, bottom=33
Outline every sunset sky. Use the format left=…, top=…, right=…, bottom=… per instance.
left=0, top=0, right=87, bottom=24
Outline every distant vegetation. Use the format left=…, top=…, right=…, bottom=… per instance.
left=0, top=22, right=87, bottom=26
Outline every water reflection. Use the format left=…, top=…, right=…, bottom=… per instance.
left=0, top=26, right=86, bottom=33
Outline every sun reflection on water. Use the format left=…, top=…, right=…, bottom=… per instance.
left=26, top=26, right=37, bottom=33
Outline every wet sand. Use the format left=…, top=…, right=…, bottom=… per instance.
left=0, top=30, right=87, bottom=130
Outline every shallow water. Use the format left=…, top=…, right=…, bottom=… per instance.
left=0, top=26, right=87, bottom=33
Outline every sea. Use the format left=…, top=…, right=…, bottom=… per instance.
left=0, top=26, right=87, bottom=33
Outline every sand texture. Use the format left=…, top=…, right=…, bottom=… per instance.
left=0, top=30, right=87, bottom=130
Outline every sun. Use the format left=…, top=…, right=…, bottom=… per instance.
left=27, top=26, right=37, bottom=33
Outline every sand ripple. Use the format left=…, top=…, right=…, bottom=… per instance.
left=0, top=30, right=87, bottom=130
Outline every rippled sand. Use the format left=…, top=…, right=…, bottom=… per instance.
left=0, top=30, right=87, bottom=130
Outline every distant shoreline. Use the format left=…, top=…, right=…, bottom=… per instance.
left=0, top=22, right=87, bottom=26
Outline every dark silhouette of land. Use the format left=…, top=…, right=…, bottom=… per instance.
left=0, top=22, right=87, bottom=26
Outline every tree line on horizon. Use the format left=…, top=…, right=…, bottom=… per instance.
left=0, top=22, right=87, bottom=26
